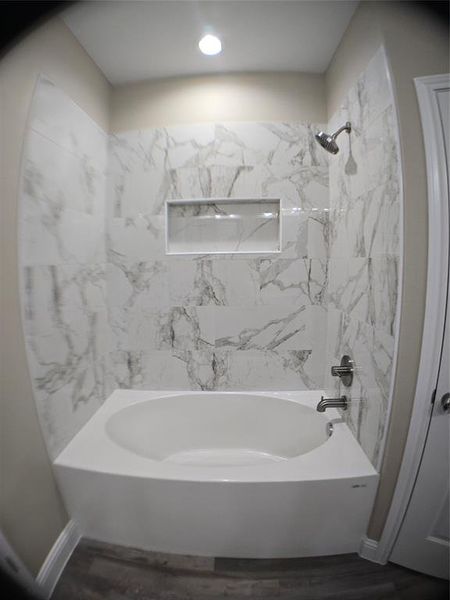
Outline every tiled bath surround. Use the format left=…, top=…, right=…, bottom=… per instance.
left=20, top=77, right=110, bottom=459
left=107, top=120, right=330, bottom=396
left=324, top=47, right=401, bottom=467
left=20, top=46, right=400, bottom=467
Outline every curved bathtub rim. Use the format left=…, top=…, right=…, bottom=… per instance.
left=54, top=390, right=378, bottom=484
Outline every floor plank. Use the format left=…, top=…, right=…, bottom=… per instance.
left=51, top=538, right=449, bottom=600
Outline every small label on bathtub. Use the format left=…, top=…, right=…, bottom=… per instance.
left=352, top=484, right=367, bottom=488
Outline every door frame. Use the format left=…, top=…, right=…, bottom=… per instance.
left=374, top=74, right=450, bottom=564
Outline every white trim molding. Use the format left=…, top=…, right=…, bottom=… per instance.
left=0, top=530, right=43, bottom=598
left=36, top=520, right=81, bottom=599
left=373, top=45, right=405, bottom=474
left=372, top=73, right=450, bottom=565
left=359, top=537, right=381, bottom=563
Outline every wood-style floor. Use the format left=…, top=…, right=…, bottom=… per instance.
left=52, top=538, right=449, bottom=600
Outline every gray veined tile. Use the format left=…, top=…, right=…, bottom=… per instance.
left=25, top=129, right=106, bottom=216
left=106, top=259, right=170, bottom=309
left=371, top=327, right=395, bottom=409
left=112, top=164, right=169, bottom=217
left=257, top=258, right=328, bottom=306
left=108, top=129, right=170, bottom=217
left=327, top=255, right=398, bottom=336
left=363, top=47, right=392, bottom=126
left=364, top=179, right=400, bottom=258
left=365, top=106, right=399, bottom=194
left=107, top=348, right=226, bottom=392
left=328, top=258, right=370, bottom=323
left=21, top=193, right=106, bottom=266
left=367, top=256, right=399, bottom=336
left=208, top=121, right=328, bottom=169
left=322, top=308, right=344, bottom=396
left=27, top=309, right=110, bottom=387
left=262, top=165, right=329, bottom=211
left=329, top=181, right=400, bottom=261
left=23, top=264, right=107, bottom=336
left=168, top=259, right=228, bottom=306
left=215, top=349, right=311, bottom=391
left=210, top=259, right=260, bottom=306
left=108, top=214, right=165, bottom=261
left=307, top=209, right=330, bottom=259
left=109, top=127, right=169, bottom=171
left=20, top=77, right=111, bottom=461
left=358, top=391, right=386, bottom=467
left=166, top=165, right=261, bottom=201
left=214, top=305, right=312, bottom=352
left=280, top=210, right=309, bottom=258
left=164, top=122, right=216, bottom=168
left=329, top=159, right=352, bottom=214
left=107, top=350, right=149, bottom=390
left=174, top=349, right=229, bottom=391
left=30, top=336, right=110, bottom=459
left=212, top=122, right=284, bottom=168
left=109, top=305, right=214, bottom=353
left=38, top=378, right=106, bottom=460
left=278, top=207, right=328, bottom=260
left=303, top=305, right=327, bottom=389
left=158, top=306, right=215, bottom=351
left=30, top=77, right=108, bottom=173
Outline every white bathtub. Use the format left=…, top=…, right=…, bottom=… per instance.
left=54, top=390, right=379, bottom=558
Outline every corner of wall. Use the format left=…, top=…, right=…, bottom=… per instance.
left=324, top=1, right=383, bottom=120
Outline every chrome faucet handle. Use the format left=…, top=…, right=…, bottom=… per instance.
left=330, top=355, right=353, bottom=387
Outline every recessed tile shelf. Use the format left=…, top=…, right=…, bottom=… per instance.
left=165, top=198, right=281, bottom=255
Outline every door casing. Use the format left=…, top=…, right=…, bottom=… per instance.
left=367, top=73, right=450, bottom=565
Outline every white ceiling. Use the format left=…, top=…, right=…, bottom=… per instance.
left=62, top=1, right=358, bottom=85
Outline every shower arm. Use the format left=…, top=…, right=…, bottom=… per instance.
left=331, top=122, right=352, bottom=140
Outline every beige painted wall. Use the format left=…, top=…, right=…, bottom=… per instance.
left=0, top=17, right=110, bottom=575
left=326, top=1, right=449, bottom=540
left=325, top=3, right=383, bottom=117
left=111, top=71, right=326, bottom=132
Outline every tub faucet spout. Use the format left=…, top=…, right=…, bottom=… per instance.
left=316, top=395, right=348, bottom=412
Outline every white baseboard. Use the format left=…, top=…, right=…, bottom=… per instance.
left=36, top=520, right=81, bottom=599
left=358, top=536, right=386, bottom=564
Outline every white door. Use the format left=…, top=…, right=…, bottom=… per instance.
left=390, top=302, right=449, bottom=579
left=390, top=84, right=450, bottom=580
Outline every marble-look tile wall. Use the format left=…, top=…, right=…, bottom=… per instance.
left=19, top=77, right=110, bottom=459
left=324, top=47, right=401, bottom=467
left=20, top=48, right=400, bottom=468
left=107, top=121, right=330, bottom=393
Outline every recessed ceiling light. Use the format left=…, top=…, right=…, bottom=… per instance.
left=198, top=34, right=222, bottom=56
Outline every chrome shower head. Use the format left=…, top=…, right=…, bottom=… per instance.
left=315, top=131, right=339, bottom=154
left=315, top=122, right=351, bottom=154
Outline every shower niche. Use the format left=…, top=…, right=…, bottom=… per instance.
left=165, top=198, right=281, bottom=255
